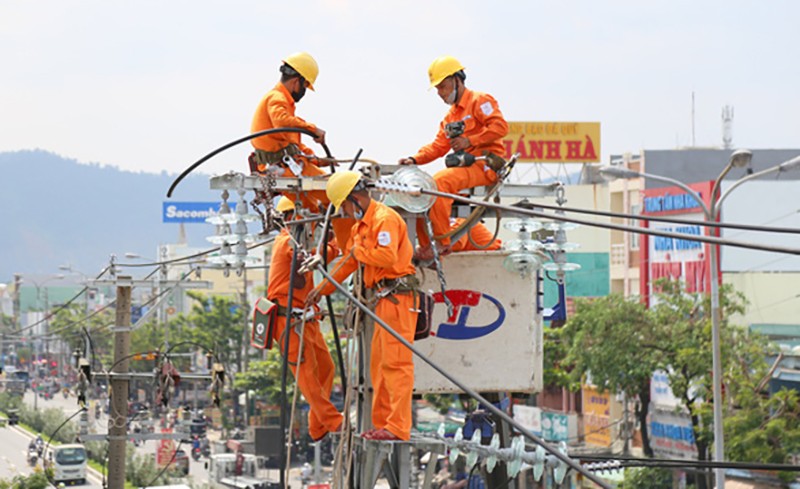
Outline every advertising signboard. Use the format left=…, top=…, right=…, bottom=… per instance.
left=541, top=411, right=570, bottom=442
left=582, top=384, right=611, bottom=446
left=162, top=201, right=237, bottom=223
left=512, top=404, right=542, bottom=436
left=640, top=181, right=715, bottom=305
left=649, top=409, right=698, bottom=459
left=501, top=122, right=600, bottom=163
left=415, top=251, right=542, bottom=393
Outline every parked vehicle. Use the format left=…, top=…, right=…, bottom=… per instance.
left=206, top=453, right=274, bottom=489
left=43, top=443, right=88, bottom=485
left=174, top=449, right=190, bottom=476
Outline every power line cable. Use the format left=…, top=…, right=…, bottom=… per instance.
left=417, top=188, right=800, bottom=256
left=520, top=200, right=800, bottom=235
left=14, top=265, right=112, bottom=336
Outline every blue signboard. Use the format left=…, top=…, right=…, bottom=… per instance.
left=162, top=202, right=237, bottom=223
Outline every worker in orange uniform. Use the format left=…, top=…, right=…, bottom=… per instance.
left=307, top=171, right=419, bottom=441
left=268, top=196, right=342, bottom=441
left=398, top=56, right=509, bottom=260
left=449, top=218, right=503, bottom=253
left=250, top=52, right=353, bottom=248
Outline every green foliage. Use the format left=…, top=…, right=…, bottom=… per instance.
left=649, top=279, right=754, bottom=462
left=173, top=291, right=247, bottom=372
left=560, top=293, right=660, bottom=456
left=49, top=302, right=114, bottom=366
left=125, top=444, right=170, bottom=487
left=564, top=294, right=659, bottom=394
left=14, top=404, right=78, bottom=444
left=619, top=467, right=673, bottom=489
left=726, top=388, right=800, bottom=482
left=0, top=391, right=23, bottom=412
left=553, top=279, right=798, bottom=469
left=234, top=354, right=295, bottom=405
left=543, top=326, right=580, bottom=391
left=0, top=471, right=50, bottom=489
left=422, top=394, right=458, bottom=415
left=0, top=313, right=13, bottom=330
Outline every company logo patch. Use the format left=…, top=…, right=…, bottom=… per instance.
left=432, top=289, right=506, bottom=340
left=377, top=231, right=391, bottom=246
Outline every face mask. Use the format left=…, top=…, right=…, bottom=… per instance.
left=445, top=79, right=458, bottom=105
left=291, top=81, right=307, bottom=102
left=349, top=198, right=365, bottom=220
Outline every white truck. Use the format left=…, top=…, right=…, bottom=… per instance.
left=206, top=452, right=277, bottom=489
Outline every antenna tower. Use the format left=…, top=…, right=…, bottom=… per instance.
left=722, top=105, right=734, bottom=149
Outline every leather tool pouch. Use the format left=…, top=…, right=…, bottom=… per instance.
left=414, top=290, right=435, bottom=341
left=251, top=297, right=278, bottom=349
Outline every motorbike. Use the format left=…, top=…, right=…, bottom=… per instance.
left=27, top=448, right=38, bottom=467
left=191, top=446, right=202, bottom=461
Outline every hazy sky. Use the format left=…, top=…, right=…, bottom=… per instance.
left=2, top=1, right=799, bottom=181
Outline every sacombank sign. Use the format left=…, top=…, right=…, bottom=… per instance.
left=162, top=202, right=237, bottom=223
left=432, top=289, right=506, bottom=340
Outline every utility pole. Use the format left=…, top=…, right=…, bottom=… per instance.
left=242, top=267, right=250, bottom=427
left=108, top=276, right=132, bottom=489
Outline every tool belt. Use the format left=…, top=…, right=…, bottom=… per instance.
left=376, top=274, right=421, bottom=295
left=249, top=144, right=302, bottom=174
left=375, top=275, right=434, bottom=341
left=274, top=304, right=304, bottom=317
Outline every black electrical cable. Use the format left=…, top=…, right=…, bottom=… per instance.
left=517, top=199, right=800, bottom=235
left=320, top=148, right=363, bottom=399
left=419, top=188, right=800, bottom=256
left=17, top=301, right=117, bottom=340
left=574, top=453, right=800, bottom=472
left=167, top=127, right=330, bottom=198
left=278, top=240, right=300, bottom=489
left=13, top=264, right=111, bottom=336
left=115, top=228, right=288, bottom=269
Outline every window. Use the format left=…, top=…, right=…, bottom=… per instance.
left=629, top=204, right=641, bottom=250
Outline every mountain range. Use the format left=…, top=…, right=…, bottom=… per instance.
left=0, top=150, right=218, bottom=282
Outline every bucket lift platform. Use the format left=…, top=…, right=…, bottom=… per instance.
left=355, top=437, right=446, bottom=489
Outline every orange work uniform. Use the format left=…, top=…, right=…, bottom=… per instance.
left=250, top=82, right=353, bottom=248
left=267, top=228, right=342, bottom=441
left=319, top=199, right=418, bottom=440
left=411, top=88, right=509, bottom=248
left=449, top=218, right=503, bottom=252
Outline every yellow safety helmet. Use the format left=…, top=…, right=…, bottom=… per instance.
left=275, top=196, right=295, bottom=213
left=326, top=171, right=363, bottom=212
left=428, top=55, right=465, bottom=88
left=282, top=52, right=319, bottom=91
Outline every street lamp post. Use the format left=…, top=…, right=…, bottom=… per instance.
left=601, top=150, right=800, bottom=489
left=27, top=273, right=65, bottom=411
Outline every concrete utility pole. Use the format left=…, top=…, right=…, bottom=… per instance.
left=107, top=276, right=132, bottom=489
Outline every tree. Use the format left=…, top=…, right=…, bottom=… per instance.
left=0, top=472, right=49, bottom=489
left=619, top=467, right=672, bottom=489
left=49, top=302, right=114, bottom=369
left=562, top=294, right=661, bottom=456
left=233, top=352, right=294, bottom=406
left=651, top=280, right=748, bottom=476
left=173, top=292, right=247, bottom=374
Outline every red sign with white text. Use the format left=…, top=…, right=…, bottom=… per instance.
left=640, top=181, right=716, bottom=306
